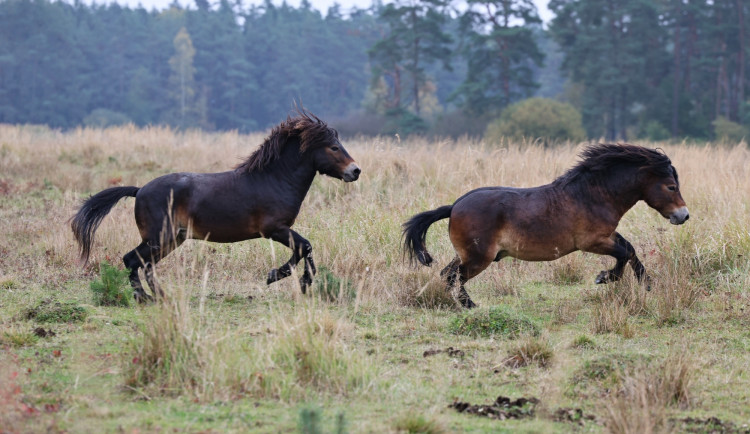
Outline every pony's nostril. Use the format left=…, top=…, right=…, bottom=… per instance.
left=684, top=214, right=689, bottom=221
left=353, top=167, right=361, bottom=176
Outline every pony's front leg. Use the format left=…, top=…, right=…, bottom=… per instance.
left=590, top=232, right=649, bottom=289
left=266, top=228, right=315, bottom=293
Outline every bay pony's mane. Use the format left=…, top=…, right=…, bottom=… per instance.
left=554, top=143, right=677, bottom=187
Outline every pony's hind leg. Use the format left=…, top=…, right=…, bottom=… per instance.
left=123, top=242, right=155, bottom=303
left=441, top=256, right=478, bottom=309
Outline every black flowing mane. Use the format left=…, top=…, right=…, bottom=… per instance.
left=236, top=109, right=338, bottom=173
left=555, top=143, right=675, bottom=187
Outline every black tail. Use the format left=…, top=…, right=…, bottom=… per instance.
left=402, top=205, right=453, bottom=266
left=71, top=186, right=140, bottom=265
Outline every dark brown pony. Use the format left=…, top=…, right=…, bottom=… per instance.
left=72, top=110, right=360, bottom=302
left=403, top=143, right=689, bottom=308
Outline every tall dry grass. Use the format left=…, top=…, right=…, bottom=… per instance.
left=3, top=125, right=748, bottom=310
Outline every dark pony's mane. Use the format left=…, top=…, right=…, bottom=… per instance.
left=236, top=109, right=337, bottom=172
left=555, top=143, right=676, bottom=186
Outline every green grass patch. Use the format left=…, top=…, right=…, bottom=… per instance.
left=25, top=300, right=88, bottom=323
left=90, top=261, right=133, bottom=307
left=448, top=305, right=540, bottom=338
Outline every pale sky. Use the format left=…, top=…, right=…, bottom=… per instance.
left=90, top=0, right=554, bottom=22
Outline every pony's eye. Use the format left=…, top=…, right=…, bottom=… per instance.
left=667, top=185, right=677, bottom=192
left=331, top=146, right=339, bottom=152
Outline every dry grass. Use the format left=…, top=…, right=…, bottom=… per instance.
left=1, top=125, right=749, bottom=431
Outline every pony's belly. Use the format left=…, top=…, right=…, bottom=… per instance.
left=500, top=234, right=577, bottom=262
left=506, top=247, right=576, bottom=262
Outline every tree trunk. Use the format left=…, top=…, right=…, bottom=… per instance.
left=738, top=0, right=746, bottom=122
left=672, top=0, right=682, bottom=137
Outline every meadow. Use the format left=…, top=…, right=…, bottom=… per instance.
left=1, top=124, right=749, bottom=433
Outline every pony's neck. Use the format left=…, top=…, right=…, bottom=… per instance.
left=255, top=138, right=317, bottom=201
left=565, top=167, right=644, bottom=217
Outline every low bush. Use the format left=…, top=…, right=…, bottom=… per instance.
left=485, top=98, right=586, bottom=145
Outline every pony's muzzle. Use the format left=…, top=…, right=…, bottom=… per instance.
left=669, top=206, right=689, bottom=225
left=343, top=163, right=361, bottom=182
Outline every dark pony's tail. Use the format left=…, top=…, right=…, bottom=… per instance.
left=402, top=205, right=453, bottom=266
left=71, top=186, right=139, bottom=265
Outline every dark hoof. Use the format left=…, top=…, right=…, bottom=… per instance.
left=134, top=292, right=154, bottom=304
left=594, top=271, right=609, bottom=284
left=459, top=297, right=477, bottom=309
left=266, top=268, right=279, bottom=285
left=299, top=274, right=313, bottom=294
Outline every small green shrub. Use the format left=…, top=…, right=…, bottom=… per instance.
left=485, top=98, right=586, bottom=144
left=314, top=266, right=355, bottom=303
left=90, top=261, right=132, bottom=307
left=448, top=305, right=540, bottom=338
left=26, top=300, right=88, bottom=323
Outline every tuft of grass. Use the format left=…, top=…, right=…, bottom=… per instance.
left=25, top=300, right=88, bottom=323
left=259, top=308, right=371, bottom=400
left=314, top=266, right=356, bottom=303
left=448, top=305, right=540, bottom=338
left=392, top=413, right=446, bottom=434
left=603, top=349, right=696, bottom=433
left=0, top=276, right=19, bottom=290
left=571, top=335, right=596, bottom=349
left=0, top=329, right=38, bottom=347
left=90, top=261, right=132, bottom=307
left=550, top=255, right=587, bottom=285
left=590, top=281, right=647, bottom=337
left=504, top=335, right=554, bottom=368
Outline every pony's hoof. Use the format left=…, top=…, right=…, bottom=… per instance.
left=266, top=269, right=279, bottom=284
left=594, top=271, right=609, bottom=284
left=459, top=297, right=477, bottom=309
left=299, top=275, right=313, bottom=294
left=134, top=293, right=154, bottom=304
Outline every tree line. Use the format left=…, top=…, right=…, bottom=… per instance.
left=1, top=0, right=749, bottom=140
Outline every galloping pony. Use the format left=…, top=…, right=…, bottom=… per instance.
left=72, top=110, right=361, bottom=302
left=403, top=143, right=689, bottom=308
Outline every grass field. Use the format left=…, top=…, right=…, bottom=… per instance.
left=1, top=124, right=749, bottom=433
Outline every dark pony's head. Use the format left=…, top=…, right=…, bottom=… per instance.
left=557, top=143, right=689, bottom=224
left=236, top=109, right=360, bottom=181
